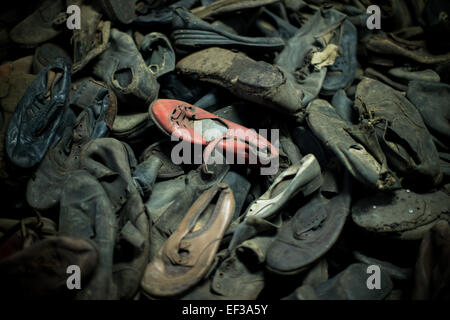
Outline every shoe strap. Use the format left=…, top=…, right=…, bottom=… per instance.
left=202, top=133, right=274, bottom=174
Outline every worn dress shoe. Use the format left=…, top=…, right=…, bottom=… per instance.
left=307, top=99, right=398, bottom=191
left=266, top=171, right=351, bottom=275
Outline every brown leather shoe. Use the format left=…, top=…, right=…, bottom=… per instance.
left=141, top=183, right=235, bottom=297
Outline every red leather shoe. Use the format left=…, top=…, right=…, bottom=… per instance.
left=149, top=99, right=278, bottom=171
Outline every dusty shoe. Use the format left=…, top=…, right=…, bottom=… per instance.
left=94, top=28, right=159, bottom=108
left=362, top=31, right=450, bottom=65
left=71, top=5, right=111, bottom=74
left=139, top=32, right=175, bottom=78
left=0, top=56, right=35, bottom=114
left=255, top=7, right=298, bottom=41
left=99, top=0, right=137, bottom=24
left=33, top=43, right=72, bottom=74
left=292, top=263, right=393, bottom=300
left=5, top=58, right=72, bottom=168
left=352, top=188, right=450, bottom=240
left=0, top=236, right=98, bottom=299
left=412, top=220, right=450, bottom=300
left=331, top=89, right=354, bottom=125
left=266, top=171, right=351, bottom=275
left=243, top=154, right=322, bottom=221
left=355, top=78, right=442, bottom=189
left=172, top=7, right=284, bottom=55
left=0, top=216, right=57, bottom=260
left=145, top=164, right=230, bottom=238
left=141, top=183, right=235, bottom=297
left=209, top=250, right=266, bottom=299
left=9, top=0, right=67, bottom=47
left=407, top=80, right=450, bottom=143
left=60, top=138, right=150, bottom=300
left=133, top=140, right=184, bottom=198
left=110, top=112, right=151, bottom=141
left=307, top=99, right=398, bottom=191
left=134, top=0, right=198, bottom=26
left=388, top=67, right=440, bottom=83
left=364, top=67, right=408, bottom=92
left=321, top=19, right=357, bottom=96
left=177, top=47, right=303, bottom=115
left=180, top=248, right=265, bottom=300
left=275, top=8, right=346, bottom=107
left=0, top=57, right=35, bottom=178
left=26, top=79, right=117, bottom=211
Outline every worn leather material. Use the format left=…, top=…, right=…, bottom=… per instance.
left=172, top=8, right=284, bottom=54
left=322, top=20, right=357, bottom=95
left=356, top=78, right=442, bottom=188
left=142, top=184, right=235, bottom=297
left=9, top=0, right=65, bottom=46
left=352, top=188, right=450, bottom=240
left=191, top=0, right=278, bottom=20
left=407, top=80, right=450, bottom=143
left=276, top=8, right=346, bottom=106
left=99, top=0, right=137, bottom=24
left=6, top=58, right=73, bottom=168
left=210, top=251, right=265, bottom=299
left=363, top=31, right=450, bottom=65
left=149, top=99, right=279, bottom=167
left=27, top=79, right=117, bottom=210
left=300, top=263, right=393, bottom=300
left=412, top=220, right=450, bottom=300
left=134, top=0, right=198, bottom=26
left=246, top=155, right=321, bottom=220
left=177, top=47, right=303, bottom=115
left=146, top=164, right=230, bottom=238
left=94, top=28, right=159, bottom=108
left=0, top=216, right=57, bottom=260
left=72, top=5, right=111, bottom=74
left=0, top=236, right=98, bottom=299
left=59, top=138, right=150, bottom=300
left=140, top=32, right=175, bottom=78
left=33, top=43, right=72, bottom=74
left=307, top=99, right=398, bottom=191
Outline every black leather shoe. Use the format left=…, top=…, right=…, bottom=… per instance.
left=6, top=58, right=72, bottom=168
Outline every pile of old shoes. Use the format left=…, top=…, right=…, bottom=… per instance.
left=1, top=0, right=449, bottom=301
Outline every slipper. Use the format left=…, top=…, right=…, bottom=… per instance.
left=266, top=171, right=351, bottom=275
left=141, top=183, right=235, bottom=297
